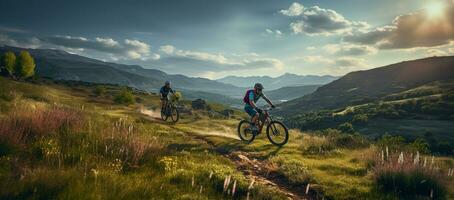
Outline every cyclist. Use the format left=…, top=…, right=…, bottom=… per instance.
left=160, top=80, right=175, bottom=111
left=243, top=83, right=275, bottom=132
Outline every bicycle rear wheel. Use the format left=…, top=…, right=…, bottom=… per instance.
left=170, top=106, right=179, bottom=122
left=266, top=121, right=289, bottom=146
left=238, top=120, right=255, bottom=144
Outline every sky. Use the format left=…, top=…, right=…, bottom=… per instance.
left=0, top=0, right=453, bottom=79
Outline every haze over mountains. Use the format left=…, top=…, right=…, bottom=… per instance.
left=217, top=74, right=338, bottom=90
left=278, top=56, right=454, bottom=115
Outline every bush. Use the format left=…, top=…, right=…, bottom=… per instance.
left=352, top=114, right=368, bottom=125
left=93, top=85, right=106, bottom=96
left=337, top=122, right=355, bottom=134
left=377, top=134, right=406, bottom=151
left=407, top=138, right=430, bottom=154
left=330, top=133, right=370, bottom=149
left=114, top=88, right=135, bottom=105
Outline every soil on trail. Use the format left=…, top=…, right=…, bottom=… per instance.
left=139, top=108, right=317, bottom=199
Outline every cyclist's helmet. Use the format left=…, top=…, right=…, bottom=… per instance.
left=254, top=83, right=264, bottom=90
left=165, top=80, right=171, bottom=86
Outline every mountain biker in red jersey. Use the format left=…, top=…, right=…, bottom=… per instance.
left=243, top=83, right=276, bottom=131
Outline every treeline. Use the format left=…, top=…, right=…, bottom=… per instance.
left=0, top=51, right=36, bottom=79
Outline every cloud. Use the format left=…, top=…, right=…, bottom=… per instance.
left=281, top=3, right=370, bottom=36
left=280, top=2, right=305, bottom=16
left=159, top=45, right=176, bottom=54
left=302, top=55, right=368, bottom=75
left=426, top=49, right=448, bottom=56
left=344, top=2, right=454, bottom=49
left=154, top=45, right=284, bottom=76
left=45, top=35, right=154, bottom=60
left=323, top=44, right=377, bottom=56
left=264, top=29, right=283, bottom=37
left=306, top=46, right=316, bottom=51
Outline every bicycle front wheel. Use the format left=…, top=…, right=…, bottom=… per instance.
left=170, top=106, right=179, bottom=122
left=266, top=121, right=289, bottom=146
left=238, top=120, right=255, bottom=144
left=161, top=108, right=168, bottom=121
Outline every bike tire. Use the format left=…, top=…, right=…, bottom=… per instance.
left=237, top=120, right=255, bottom=144
left=266, top=121, right=289, bottom=146
left=161, top=108, right=168, bottom=121
left=170, top=106, right=179, bottom=122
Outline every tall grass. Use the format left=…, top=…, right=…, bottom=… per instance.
left=0, top=105, right=83, bottom=148
left=373, top=150, right=448, bottom=199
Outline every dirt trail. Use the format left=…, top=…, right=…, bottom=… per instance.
left=187, top=131, right=313, bottom=200
left=139, top=108, right=314, bottom=199
left=194, top=125, right=240, bottom=140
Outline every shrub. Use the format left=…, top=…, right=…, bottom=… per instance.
left=352, top=114, right=368, bottom=125
left=407, top=138, right=430, bottom=154
left=330, top=133, right=370, bottom=149
left=377, top=134, right=406, bottom=151
left=337, top=122, right=355, bottom=134
left=114, top=88, right=135, bottom=105
left=93, top=85, right=106, bottom=96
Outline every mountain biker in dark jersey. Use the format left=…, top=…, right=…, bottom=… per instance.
left=160, top=80, right=175, bottom=111
left=244, top=83, right=275, bottom=131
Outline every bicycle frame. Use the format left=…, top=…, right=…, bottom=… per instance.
left=256, top=109, right=273, bottom=134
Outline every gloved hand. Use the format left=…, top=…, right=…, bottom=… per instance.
left=271, top=104, right=276, bottom=109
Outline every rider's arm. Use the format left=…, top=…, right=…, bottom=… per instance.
left=262, top=94, right=275, bottom=107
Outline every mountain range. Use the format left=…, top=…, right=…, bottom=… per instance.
left=217, top=73, right=338, bottom=90
left=0, top=46, right=247, bottom=102
left=278, top=56, right=454, bottom=116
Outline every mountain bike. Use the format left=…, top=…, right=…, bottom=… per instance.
left=237, top=106, right=289, bottom=146
left=161, top=94, right=179, bottom=122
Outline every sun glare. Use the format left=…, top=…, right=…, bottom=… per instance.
left=426, top=1, right=444, bottom=18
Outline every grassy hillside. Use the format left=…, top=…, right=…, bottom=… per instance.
left=279, top=56, right=454, bottom=115
left=0, top=77, right=452, bottom=199
left=285, top=80, right=454, bottom=155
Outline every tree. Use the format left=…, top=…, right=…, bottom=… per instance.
left=16, top=51, right=35, bottom=79
left=1, top=51, right=16, bottom=76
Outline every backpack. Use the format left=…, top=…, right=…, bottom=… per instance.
left=243, top=90, right=254, bottom=104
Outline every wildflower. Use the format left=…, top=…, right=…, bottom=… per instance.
left=413, top=151, right=420, bottom=165
left=223, top=175, right=231, bottom=192
left=232, top=180, right=237, bottom=197
left=209, top=171, right=213, bottom=179
left=385, top=146, right=389, bottom=160
left=398, top=152, right=404, bottom=164
left=248, top=179, right=255, bottom=190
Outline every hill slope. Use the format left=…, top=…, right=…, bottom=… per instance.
left=0, top=45, right=244, bottom=99
left=279, top=56, right=454, bottom=115
left=217, top=73, right=337, bottom=90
